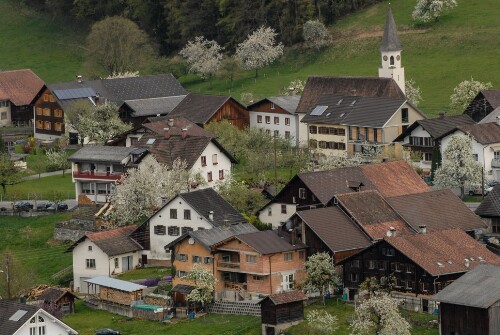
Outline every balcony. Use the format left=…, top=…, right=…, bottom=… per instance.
left=73, top=171, right=123, bottom=181
left=217, top=260, right=240, bottom=270
left=492, top=159, right=500, bottom=169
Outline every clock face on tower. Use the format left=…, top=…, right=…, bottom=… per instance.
left=396, top=55, right=401, bottom=61
left=383, top=55, right=388, bottom=61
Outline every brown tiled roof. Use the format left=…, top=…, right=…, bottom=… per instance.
left=454, top=123, right=500, bottom=145
left=0, top=69, right=44, bottom=105
left=296, top=76, right=405, bottom=115
left=385, top=229, right=500, bottom=276
left=475, top=184, right=500, bottom=217
left=261, top=291, right=307, bottom=305
left=39, top=287, right=78, bottom=303
left=216, top=230, right=305, bottom=255
left=481, top=90, right=500, bottom=109
left=387, top=189, right=487, bottom=232
left=296, top=207, right=371, bottom=252
left=169, top=93, right=242, bottom=124
left=360, top=160, right=431, bottom=197
left=335, top=190, right=414, bottom=239
left=395, top=115, right=476, bottom=142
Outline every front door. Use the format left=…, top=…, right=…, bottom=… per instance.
left=141, top=254, right=148, bottom=266
left=122, top=256, right=133, bottom=272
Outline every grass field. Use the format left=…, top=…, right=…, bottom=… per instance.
left=117, top=267, right=171, bottom=281
left=4, top=174, right=75, bottom=202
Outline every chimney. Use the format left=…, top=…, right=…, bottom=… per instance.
left=388, top=227, right=396, bottom=238
left=418, top=224, right=427, bottom=234
left=76, top=75, right=83, bottom=83
left=95, top=93, right=100, bottom=106
left=168, top=118, right=174, bottom=127
left=208, top=211, right=214, bottom=221
left=181, top=128, right=188, bottom=139
left=464, top=259, right=470, bottom=268
left=289, top=87, right=296, bottom=96
left=439, top=112, right=445, bottom=119
left=163, top=127, right=170, bottom=139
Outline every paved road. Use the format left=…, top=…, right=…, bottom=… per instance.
left=0, top=199, right=78, bottom=210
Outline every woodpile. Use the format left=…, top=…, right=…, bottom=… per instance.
left=22, top=284, right=51, bottom=301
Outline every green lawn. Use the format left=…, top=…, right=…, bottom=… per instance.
left=3, top=174, right=75, bottom=202
left=117, top=267, right=172, bottom=281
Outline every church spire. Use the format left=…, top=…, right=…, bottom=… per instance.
left=380, top=7, right=402, bottom=52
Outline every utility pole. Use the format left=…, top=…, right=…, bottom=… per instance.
left=2, top=253, right=11, bottom=299
left=274, top=135, right=278, bottom=193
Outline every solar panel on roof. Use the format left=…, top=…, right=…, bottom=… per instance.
left=54, top=87, right=96, bottom=100
left=310, top=105, right=328, bottom=116
left=9, top=310, right=28, bottom=321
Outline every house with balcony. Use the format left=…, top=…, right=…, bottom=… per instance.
left=247, top=96, right=305, bottom=147
left=436, top=121, right=500, bottom=182
left=394, top=114, right=475, bottom=170
left=68, top=145, right=147, bottom=203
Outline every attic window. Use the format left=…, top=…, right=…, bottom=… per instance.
left=337, top=99, right=343, bottom=105
left=146, top=138, right=156, bottom=145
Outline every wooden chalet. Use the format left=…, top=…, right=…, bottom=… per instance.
left=259, top=291, right=306, bottom=335
left=434, top=264, right=500, bottom=335
left=168, top=93, right=249, bottom=129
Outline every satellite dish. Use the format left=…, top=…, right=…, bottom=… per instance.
left=188, top=238, right=195, bottom=245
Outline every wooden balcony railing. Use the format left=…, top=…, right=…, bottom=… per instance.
left=73, top=171, right=123, bottom=180
left=217, top=260, right=240, bottom=269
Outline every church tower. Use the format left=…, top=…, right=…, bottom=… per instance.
left=378, top=7, right=405, bottom=95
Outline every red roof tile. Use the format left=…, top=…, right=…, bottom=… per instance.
left=87, top=225, right=137, bottom=241
left=0, top=69, right=44, bottom=105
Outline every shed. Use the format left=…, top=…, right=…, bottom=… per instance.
left=258, top=291, right=306, bottom=335
left=84, top=276, right=146, bottom=306
left=39, top=287, right=79, bottom=315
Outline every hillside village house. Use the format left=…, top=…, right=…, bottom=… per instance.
left=476, top=184, right=500, bottom=233
left=437, top=122, right=500, bottom=182
left=34, top=73, right=187, bottom=142
left=0, top=69, right=44, bottom=127
left=464, top=90, right=500, bottom=122
left=394, top=114, right=475, bottom=170
left=119, top=95, right=186, bottom=127
left=168, top=92, right=250, bottom=129
left=340, top=229, right=500, bottom=307
left=67, top=226, right=142, bottom=293
left=247, top=96, right=306, bottom=147
left=0, top=300, right=78, bottom=335
left=131, top=188, right=247, bottom=265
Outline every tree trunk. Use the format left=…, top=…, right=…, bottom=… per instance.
left=255, top=68, right=259, bottom=78
left=460, top=185, right=465, bottom=199
left=1, top=183, right=6, bottom=196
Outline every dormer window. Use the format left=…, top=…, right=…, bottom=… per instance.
left=146, top=138, right=156, bottom=145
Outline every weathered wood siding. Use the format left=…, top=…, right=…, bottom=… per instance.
left=208, top=99, right=249, bottom=130
left=440, top=303, right=489, bottom=335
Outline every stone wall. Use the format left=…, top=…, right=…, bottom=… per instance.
left=53, top=219, right=94, bottom=241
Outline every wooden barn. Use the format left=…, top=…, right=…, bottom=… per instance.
left=85, top=276, right=146, bottom=306
left=434, top=264, right=500, bottom=335
left=259, top=291, right=306, bottom=335
left=39, top=287, right=79, bottom=315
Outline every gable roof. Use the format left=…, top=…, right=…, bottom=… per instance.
left=123, top=95, right=186, bottom=117
left=387, top=189, right=488, bottom=232
left=248, top=96, right=301, bottom=114
left=0, top=69, right=44, bottom=106
left=68, top=145, right=140, bottom=163
left=453, top=123, right=500, bottom=145
left=39, top=287, right=79, bottom=303
left=165, top=223, right=258, bottom=250
left=380, top=7, right=402, bottom=52
left=394, top=114, right=475, bottom=142
left=385, top=228, right=500, bottom=276
left=481, top=90, right=500, bottom=109
left=433, top=264, right=500, bottom=308
left=295, top=207, right=371, bottom=252
left=66, top=225, right=142, bottom=256
left=296, top=76, right=406, bottom=115
left=0, top=300, right=38, bottom=335
left=335, top=190, right=414, bottom=239
left=85, top=276, right=146, bottom=292
left=301, top=94, right=406, bottom=127
left=478, top=107, right=500, bottom=124
left=168, top=93, right=244, bottom=124
left=475, top=184, right=500, bottom=217
left=359, top=160, right=431, bottom=197
left=259, top=291, right=306, bottom=305
left=216, top=230, right=305, bottom=255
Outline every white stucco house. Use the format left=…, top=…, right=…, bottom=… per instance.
left=437, top=121, right=500, bottom=182
left=66, top=225, right=142, bottom=293
left=131, top=187, right=247, bottom=265
left=0, top=300, right=78, bottom=335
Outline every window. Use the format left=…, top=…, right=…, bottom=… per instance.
left=266, top=129, right=271, bottom=135
left=181, top=227, right=193, bottom=235
left=212, top=154, right=218, bottom=165
left=43, top=94, right=49, bottom=102
left=299, top=250, right=305, bottom=260
left=348, top=127, right=352, bottom=140
left=257, top=115, right=262, bottom=123
left=176, top=254, right=188, bottom=261
left=378, top=261, right=386, bottom=270
left=473, top=154, right=479, bottom=161
left=265, top=116, right=271, bottom=124
left=495, top=151, right=500, bottom=160
left=82, top=183, right=94, bottom=194
left=285, top=131, right=290, bottom=140
left=154, top=225, right=166, bottom=235
left=219, top=169, right=224, bottom=180
left=44, top=121, right=51, bottom=130
left=285, top=117, right=290, bottom=126
left=86, top=259, right=96, bottom=269
left=88, top=246, right=93, bottom=252
left=271, top=103, right=275, bottom=110
left=298, top=188, right=306, bottom=199
left=309, top=126, right=317, bottom=134
left=114, top=258, right=119, bottom=268
left=351, top=259, right=360, bottom=268
left=168, top=226, right=180, bottom=236
left=184, top=209, right=191, bottom=220
left=368, top=260, right=375, bottom=269
left=274, top=117, right=279, bottom=125
left=54, top=109, right=63, bottom=117
left=204, top=257, right=213, bottom=264
left=284, top=252, right=293, bottom=261
left=401, top=108, right=409, bottom=123
left=406, top=264, right=415, bottom=273
left=49, top=94, right=55, bottom=102
left=0, top=112, right=7, bottom=120
left=374, top=128, right=378, bottom=143
left=382, top=247, right=395, bottom=256
left=54, top=122, right=62, bottom=132
left=192, top=255, right=202, bottom=263
left=409, top=136, right=434, bottom=147
left=207, top=172, right=213, bottom=182
left=350, top=273, right=359, bottom=282
left=268, top=207, right=272, bottom=216
left=281, top=204, right=287, bottom=214
left=246, top=255, right=257, bottom=263
left=36, top=107, right=42, bottom=115
left=274, top=130, right=279, bottom=138
left=43, top=108, right=51, bottom=116
left=390, top=56, right=395, bottom=66
left=253, top=275, right=264, bottom=281
left=130, top=137, right=139, bottom=146
left=406, top=280, right=414, bottom=290
left=356, top=127, right=362, bottom=140
left=176, top=270, right=188, bottom=278
left=170, top=209, right=177, bottom=219
left=201, top=156, right=207, bottom=166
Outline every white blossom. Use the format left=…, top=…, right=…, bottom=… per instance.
left=412, top=0, right=458, bottom=23
left=235, top=26, right=284, bottom=77
left=304, top=252, right=340, bottom=305
left=306, top=309, right=338, bottom=335
left=179, top=36, right=223, bottom=79
left=303, top=20, right=330, bottom=49
left=104, top=71, right=139, bottom=79
left=306, top=153, right=362, bottom=172
left=350, top=292, right=411, bottom=335
left=186, top=264, right=217, bottom=307
left=449, top=77, right=492, bottom=112
left=281, top=79, right=305, bottom=96
left=405, top=78, right=423, bottom=106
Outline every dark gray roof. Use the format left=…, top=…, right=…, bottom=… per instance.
left=68, top=145, right=138, bottom=163
left=434, top=264, right=500, bottom=308
left=39, top=287, right=79, bottom=302
left=478, top=107, right=500, bottom=124
left=301, top=94, right=406, bottom=127
left=394, top=114, right=475, bottom=142
left=228, top=230, right=306, bottom=255
left=475, top=184, right=500, bottom=217
left=66, top=226, right=142, bottom=256
left=165, top=223, right=258, bottom=250
left=455, top=123, right=500, bottom=145
left=0, top=300, right=38, bottom=335
left=124, top=95, right=186, bottom=117
left=380, top=7, right=402, bottom=52
left=179, top=188, right=246, bottom=226
left=248, top=96, right=301, bottom=114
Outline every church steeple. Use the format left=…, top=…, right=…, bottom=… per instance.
left=378, top=7, right=405, bottom=95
